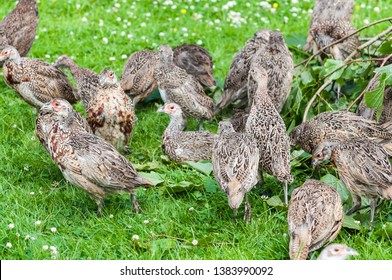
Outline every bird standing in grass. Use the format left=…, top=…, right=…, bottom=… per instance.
left=0, top=0, right=39, bottom=67
left=154, top=44, right=214, bottom=129
left=312, top=139, right=392, bottom=224
left=245, top=65, right=293, bottom=205
left=120, top=49, right=158, bottom=106
left=288, top=179, right=343, bottom=260
left=157, top=103, right=216, bottom=163
left=0, top=46, right=78, bottom=109
left=53, top=54, right=100, bottom=108
left=87, top=69, right=136, bottom=153
left=37, top=99, right=153, bottom=217
left=212, top=121, right=259, bottom=223
left=317, top=244, right=358, bottom=260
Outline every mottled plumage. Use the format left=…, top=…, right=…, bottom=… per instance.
left=0, top=0, right=39, bottom=67
left=212, top=121, right=259, bottom=223
left=229, top=108, right=250, bottom=133
left=312, top=139, right=392, bottom=223
left=154, top=44, right=214, bottom=126
left=36, top=99, right=92, bottom=152
left=120, top=49, right=158, bottom=105
left=215, top=29, right=271, bottom=114
left=245, top=65, right=293, bottom=204
left=0, top=46, right=78, bottom=108
left=157, top=103, right=216, bottom=163
left=87, top=69, right=136, bottom=153
left=288, top=179, right=343, bottom=260
left=290, top=110, right=392, bottom=155
left=249, top=30, right=293, bottom=112
left=54, top=54, right=100, bottom=109
left=173, top=43, right=216, bottom=87
left=38, top=99, right=153, bottom=216
left=317, top=244, right=358, bottom=260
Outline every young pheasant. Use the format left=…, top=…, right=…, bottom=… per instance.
left=173, top=43, right=216, bottom=88
left=53, top=54, right=100, bottom=109
left=212, top=121, right=259, bottom=223
left=0, top=0, right=39, bottom=67
left=36, top=99, right=92, bottom=152
left=157, top=103, right=217, bottom=163
left=120, top=49, right=158, bottom=106
left=87, top=69, right=136, bottom=153
left=248, top=30, right=293, bottom=112
left=38, top=99, right=153, bottom=216
left=154, top=44, right=214, bottom=129
left=288, top=179, right=343, bottom=260
left=245, top=64, right=293, bottom=205
left=317, top=244, right=358, bottom=260
left=0, top=46, right=78, bottom=108
left=312, top=139, right=392, bottom=224
left=214, top=29, right=271, bottom=114
left=290, top=110, right=392, bottom=155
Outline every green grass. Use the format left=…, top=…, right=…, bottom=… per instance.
left=1, top=0, right=392, bottom=260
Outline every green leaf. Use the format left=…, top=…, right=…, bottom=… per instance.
left=364, top=80, right=385, bottom=121
left=150, top=238, right=177, bottom=256
left=375, top=65, right=392, bottom=85
left=186, top=161, right=213, bottom=175
left=138, top=171, right=164, bottom=186
left=204, top=177, right=219, bottom=193
left=133, top=161, right=162, bottom=171
left=320, top=174, right=350, bottom=203
left=343, top=215, right=361, bottom=230
left=164, top=181, right=200, bottom=194
left=322, top=59, right=345, bottom=81
left=266, top=195, right=285, bottom=207
left=300, top=71, right=314, bottom=85
left=378, top=41, right=392, bottom=55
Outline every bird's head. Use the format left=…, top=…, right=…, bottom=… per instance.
left=99, top=68, right=118, bottom=87
left=40, top=99, right=73, bottom=121
left=0, top=45, right=20, bottom=63
left=217, top=121, right=235, bottom=134
left=318, top=244, right=359, bottom=260
left=157, top=103, right=182, bottom=117
left=311, top=141, right=337, bottom=168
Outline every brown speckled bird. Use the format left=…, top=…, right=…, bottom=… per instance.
left=53, top=54, right=100, bottom=109
left=0, top=0, right=39, bottom=67
left=304, top=0, right=354, bottom=52
left=288, top=179, right=343, bottom=260
left=245, top=65, right=293, bottom=205
left=229, top=108, right=250, bottom=133
left=214, top=29, right=271, bottom=114
left=87, top=69, right=136, bottom=153
left=212, top=121, right=259, bottom=223
left=39, top=99, right=153, bottom=216
left=248, top=30, right=293, bottom=112
left=317, top=243, right=358, bottom=260
left=120, top=49, right=158, bottom=106
left=312, top=139, right=392, bottom=223
left=157, top=103, right=217, bottom=163
left=36, top=98, right=92, bottom=152
left=290, top=110, right=392, bottom=155
left=154, top=44, right=214, bottom=129
left=0, top=46, right=78, bottom=108
left=173, top=43, right=216, bottom=88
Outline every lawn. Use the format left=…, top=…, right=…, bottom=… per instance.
left=0, top=0, right=391, bottom=260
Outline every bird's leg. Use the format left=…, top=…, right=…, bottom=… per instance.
left=233, top=208, right=238, bottom=222
left=283, top=181, right=288, bottom=206
left=369, top=198, right=378, bottom=224
left=96, top=198, right=104, bottom=217
left=346, top=195, right=362, bottom=215
left=243, top=194, right=251, bottom=224
left=131, top=193, right=142, bottom=213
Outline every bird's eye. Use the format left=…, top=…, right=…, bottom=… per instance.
left=170, top=106, right=174, bottom=110
left=334, top=248, right=339, bottom=252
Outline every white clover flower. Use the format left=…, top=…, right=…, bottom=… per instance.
left=354, top=220, right=361, bottom=224
left=24, top=166, right=29, bottom=171
left=81, top=17, right=88, bottom=23
left=121, top=54, right=127, bottom=59
left=116, top=17, right=121, bottom=22
left=30, top=192, right=35, bottom=195
left=109, top=57, right=116, bottom=61
left=13, top=124, right=17, bottom=128
left=259, top=1, right=271, bottom=9
left=132, top=235, right=139, bottom=240
left=109, top=214, right=114, bottom=218
left=50, top=227, right=57, bottom=233
left=214, top=19, right=220, bottom=24
left=115, top=3, right=120, bottom=8
left=284, top=16, right=289, bottom=23
left=189, top=207, right=195, bottom=211
left=42, top=245, right=49, bottom=250
left=6, top=242, right=12, bottom=248
left=145, top=12, right=151, bottom=17
left=50, top=246, right=57, bottom=252
left=8, top=223, right=14, bottom=229
left=140, top=22, right=146, bottom=27
left=25, top=235, right=31, bottom=240
left=120, top=31, right=126, bottom=36
left=35, top=35, right=39, bottom=40
left=143, top=220, right=149, bottom=224
left=102, top=37, right=108, bottom=44
left=127, top=34, right=133, bottom=39
left=31, top=236, right=36, bottom=241
left=99, top=20, right=104, bottom=27
left=171, top=5, right=177, bottom=9
left=291, top=0, right=299, bottom=4
left=192, top=239, right=198, bottom=246
left=35, top=220, right=41, bottom=226
left=15, top=232, right=20, bottom=237
left=76, top=3, right=81, bottom=9
left=364, top=19, right=370, bottom=25
left=374, top=7, right=380, bottom=13
left=196, top=40, right=202, bottom=45
left=159, top=32, right=165, bottom=37
left=70, top=31, right=74, bottom=36
left=193, top=13, right=202, bottom=20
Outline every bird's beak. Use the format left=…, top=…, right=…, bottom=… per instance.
left=157, top=106, right=165, bottom=113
